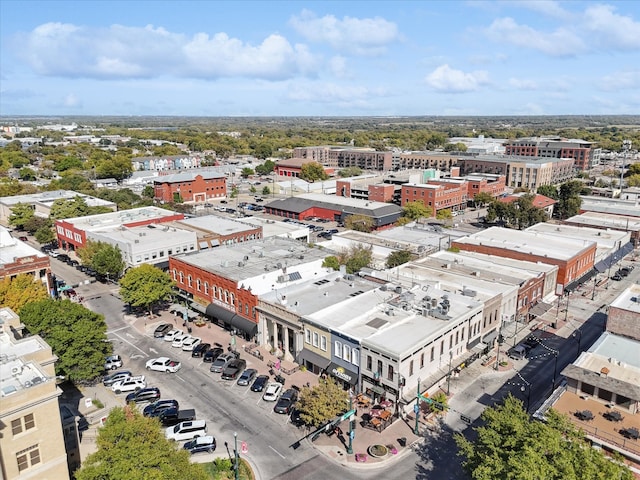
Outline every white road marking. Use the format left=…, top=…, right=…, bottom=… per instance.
left=269, top=445, right=285, bottom=459
left=130, top=354, right=144, bottom=360
left=110, top=332, right=148, bottom=357
left=106, top=326, right=130, bottom=334
left=149, top=348, right=158, bottom=354
left=125, top=333, right=134, bottom=339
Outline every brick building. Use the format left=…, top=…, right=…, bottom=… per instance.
left=335, top=179, right=397, bottom=203
left=274, top=158, right=334, bottom=178
left=605, top=285, right=640, bottom=341
left=464, top=174, right=506, bottom=200
left=504, top=137, right=600, bottom=171
left=0, top=227, right=52, bottom=294
left=451, top=227, right=597, bottom=290
left=392, top=152, right=460, bottom=171
left=401, top=180, right=468, bottom=216
left=153, top=172, right=226, bottom=203
left=293, top=146, right=392, bottom=171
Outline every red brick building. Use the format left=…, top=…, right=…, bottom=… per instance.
left=464, top=174, right=506, bottom=200
left=153, top=172, right=227, bottom=203
left=335, top=180, right=396, bottom=203
left=0, top=228, right=52, bottom=294
left=275, top=158, right=334, bottom=178
left=401, top=180, right=468, bottom=216
left=504, top=137, right=600, bottom=171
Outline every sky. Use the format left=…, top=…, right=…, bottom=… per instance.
left=1, top=0, right=639, bottom=117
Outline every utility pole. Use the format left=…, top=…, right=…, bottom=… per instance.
left=347, top=396, right=354, bottom=454
left=233, top=432, right=239, bottom=480
left=446, top=352, right=453, bottom=396
left=413, top=378, right=421, bottom=435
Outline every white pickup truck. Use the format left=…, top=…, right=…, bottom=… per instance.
left=112, top=375, right=146, bottom=394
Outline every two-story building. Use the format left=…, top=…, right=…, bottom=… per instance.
left=153, top=172, right=227, bottom=203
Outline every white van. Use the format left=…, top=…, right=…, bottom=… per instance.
left=165, top=420, right=207, bottom=441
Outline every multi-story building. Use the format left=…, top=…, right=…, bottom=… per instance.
left=1, top=227, right=52, bottom=294
left=153, top=172, right=227, bottom=203
left=564, top=212, right=640, bottom=248
left=505, top=137, right=601, bottom=170
left=274, top=158, right=334, bottom=178
left=293, top=146, right=392, bottom=171
left=606, top=284, right=640, bottom=341
left=131, top=154, right=203, bottom=171
left=401, top=180, right=468, bottom=216
left=0, top=308, right=71, bottom=480
left=464, top=174, right=506, bottom=200
left=392, top=152, right=460, bottom=171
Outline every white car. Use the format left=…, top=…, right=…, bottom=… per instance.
left=104, top=354, right=123, bottom=370
left=172, top=333, right=191, bottom=348
left=262, top=382, right=283, bottom=402
left=163, top=329, right=183, bottom=342
left=165, top=420, right=207, bottom=441
left=145, top=357, right=181, bottom=373
left=181, top=337, right=201, bottom=352
left=112, top=375, right=146, bottom=394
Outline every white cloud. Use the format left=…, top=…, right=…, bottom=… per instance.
left=289, top=10, right=399, bottom=55
left=15, top=22, right=319, bottom=80
left=287, top=81, right=389, bottom=107
left=584, top=4, right=640, bottom=50
left=515, top=0, right=568, bottom=18
left=425, top=65, right=489, bottom=93
left=508, top=77, right=538, bottom=90
left=328, top=56, right=349, bottom=78
left=599, top=71, right=640, bottom=91
left=485, top=17, right=585, bottom=56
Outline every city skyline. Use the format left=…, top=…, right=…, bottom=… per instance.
left=1, top=0, right=639, bottom=117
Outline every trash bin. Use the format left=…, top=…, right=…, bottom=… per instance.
left=398, top=437, right=407, bottom=447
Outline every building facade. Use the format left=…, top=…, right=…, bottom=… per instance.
left=294, top=146, right=392, bottom=171
left=505, top=137, right=601, bottom=171
left=153, top=172, right=227, bottom=203
left=401, top=181, right=468, bottom=216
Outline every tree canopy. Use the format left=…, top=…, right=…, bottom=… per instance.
left=0, top=274, right=49, bottom=314
left=386, top=250, right=413, bottom=268
left=300, top=162, right=329, bottom=182
left=8, top=203, right=35, bottom=230
left=337, top=244, right=373, bottom=274
left=76, top=406, right=208, bottom=480
left=402, top=201, right=431, bottom=221
left=297, top=377, right=349, bottom=428
left=79, top=241, right=126, bottom=279
left=455, top=395, right=632, bottom=480
left=338, top=167, right=363, bottom=178
left=557, top=180, right=584, bottom=219
left=119, top=264, right=174, bottom=315
left=19, top=298, right=111, bottom=382
left=344, top=214, right=374, bottom=233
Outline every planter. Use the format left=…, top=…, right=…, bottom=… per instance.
left=367, top=444, right=388, bottom=458
left=386, top=445, right=398, bottom=455
left=355, top=453, right=368, bottom=463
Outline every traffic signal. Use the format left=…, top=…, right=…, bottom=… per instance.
left=350, top=419, right=356, bottom=431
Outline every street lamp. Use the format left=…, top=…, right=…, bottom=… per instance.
left=347, top=396, right=354, bottom=454
left=552, top=351, right=558, bottom=389
left=591, top=275, right=598, bottom=300
left=564, top=291, right=571, bottom=323
left=520, top=384, right=531, bottom=412
left=446, top=351, right=453, bottom=396
left=413, top=378, right=421, bottom=435
left=233, top=432, right=239, bottom=480
left=572, top=329, right=582, bottom=358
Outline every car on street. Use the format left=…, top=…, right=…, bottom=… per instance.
left=143, top=399, right=179, bottom=418
left=617, top=269, right=629, bottom=278
left=221, top=359, right=247, bottom=380
left=237, top=368, right=257, bottom=386
left=620, top=266, right=634, bottom=275
left=165, top=420, right=207, bottom=442
left=274, top=388, right=298, bottom=414
left=112, top=375, right=146, bottom=394
left=210, top=352, right=238, bottom=373
left=191, top=342, right=211, bottom=358
left=262, top=382, right=283, bottom=402
left=146, top=357, right=182, bottom=373
left=126, top=387, right=161, bottom=404
left=250, top=374, right=269, bottom=392
left=163, top=329, right=184, bottom=342
left=104, top=354, right=123, bottom=370
left=611, top=273, right=623, bottom=281
left=203, top=347, right=224, bottom=363
left=183, top=436, right=217, bottom=454
left=181, top=337, right=202, bottom=351
left=507, top=345, right=527, bottom=360
left=523, top=336, right=539, bottom=350
left=153, top=323, right=173, bottom=338
left=103, top=370, right=132, bottom=387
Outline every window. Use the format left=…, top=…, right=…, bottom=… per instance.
left=377, top=360, right=383, bottom=377
left=24, top=414, right=35, bottom=430
left=409, top=360, right=414, bottom=376
left=335, top=341, right=342, bottom=358
left=312, top=332, right=319, bottom=348
left=204, top=282, right=209, bottom=295
left=172, top=269, right=177, bottom=281
left=351, top=349, right=359, bottom=366
left=305, top=329, right=311, bottom=344
left=420, top=352, right=425, bottom=368
left=187, top=275, right=192, bottom=287
left=367, top=355, right=372, bottom=371
left=320, top=335, right=327, bottom=351
left=16, top=445, right=40, bottom=472
left=430, top=347, right=435, bottom=362
left=179, top=272, right=184, bottom=284
left=387, top=364, right=394, bottom=381
left=11, top=418, right=22, bottom=436
left=196, top=279, right=201, bottom=291
left=343, top=344, right=351, bottom=361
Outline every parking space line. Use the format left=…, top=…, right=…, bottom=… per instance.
left=110, top=332, right=149, bottom=357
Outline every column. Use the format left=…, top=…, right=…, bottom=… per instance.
left=272, top=322, right=279, bottom=353
left=283, top=327, right=293, bottom=362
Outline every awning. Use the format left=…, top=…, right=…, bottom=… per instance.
left=205, top=303, right=257, bottom=337
left=326, top=362, right=358, bottom=385
left=565, top=269, right=597, bottom=293
left=297, top=349, right=331, bottom=369
left=529, top=301, right=553, bottom=317
left=190, top=302, right=206, bottom=313
left=595, top=242, right=635, bottom=273
left=482, top=330, right=499, bottom=344
left=368, top=385, right=385, bottom=395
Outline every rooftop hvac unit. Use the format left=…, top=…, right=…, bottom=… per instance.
left=431, top=297, right=438, bottom=308
left=11, top=366, right=22, bottom=375
left=238, top=262, right=245, bottom=267
left=395, top=286, right=402, bottom=294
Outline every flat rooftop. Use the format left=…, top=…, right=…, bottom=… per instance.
left=240, top=216, right=310, bottom=239
left=0, top=189, right=115, bottom=208
left=0, top=227, right=47, bottom=266
left=525, top=224, right=629, bottom=250
left=580, top=196, right=640, bottom=218
left=62, top=206, right=181, bottom=232
left=453, top=226, right=596, bottom=261
left=89, top=224, right=197, bottom=248
left=295, top=192, right=397, bottom=210
left=580, top=332, right=640, bottom=382
left=455, top=250, right=558, bottom=276
left=610, top=284, right=640, bottom=314
left=376, top=222, right=466, bottom=249
left=566, top=212, right=640, bottom=232
left=177, top=215, right=260, bottom=236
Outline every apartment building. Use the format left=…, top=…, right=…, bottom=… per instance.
left=153, top=171, right=227, bottom=203
left=392, top=152, right=460, bottom=171
left=401, top=180, right=468, bottom=216
left=293, top=146, right=392, bottom=171
left=0, top=308, right=70, bottom=480
left=505, top=137, right=601, bottom=170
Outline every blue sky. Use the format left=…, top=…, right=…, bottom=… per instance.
left=1, top=0, right=639, bottom=116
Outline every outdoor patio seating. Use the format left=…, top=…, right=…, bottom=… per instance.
left=603, top=411, right=623, bottom=422
left=621, top=427, right=639, bottom=440
left=575, top=410, right=594, bottom=421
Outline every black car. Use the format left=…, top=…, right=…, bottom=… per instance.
left=523, top=336, right=539, bottom=349
left=126, top=387, right=161, bottom=404
left=221, top=359, right=247, bottom=380
left=183, top=436, right=216, bottom=454
left=143, top=399, right=179, bottom=417
left=203, top=347, right=224, bottom=363
left=290, top=408, right=305, bottom=427
left=612, top=274, right=623, bottom=281
left=250, top=374, right=270, bottom=392
left=274, top=388, right=298, bottom=414
left=620, top=266, right=634, bottom=275
left=617, top=269, right=629, bottom=278
left=192, top=342, right=211, bottom=358
left=153, top=323, right=173, bottom=338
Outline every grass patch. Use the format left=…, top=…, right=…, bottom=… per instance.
left=203, top=457, right=254, bottom=480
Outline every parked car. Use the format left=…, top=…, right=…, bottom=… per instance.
left=250, top=374, right=269, bottom=392
left=126, top=387, right=161, bottom=404
left=262, top=382, right=283, bottom=402
left=159, top=407, right=196, bottom=427
left=617, top=269, right=629, bottom=278
left=146, top=357, right=182, bottom=373
left=183, top=436, right=216, bottom=454
left=165, top=420, right=207, bottom=441
left=112, top=375, right=146, bottom=394
left=192, top=343, right=211, bottom=358
left=507, top=345, right=527, bottom=360
left=221, top=359, right=247, bottom=380
left=153, top=323, right=173, bottom=338
left=237, top=368, right=257, bottom=386
left=290, top=408, right=305, bottom=427
left=274, top=388, right=298, bottom=414
left=181, top=337, right=202, bottom=352
left=163, top=329, right=184, bottom=342
left=103, top=370, right=131, bottom=387
left=611, top=273, right=623, bottom=281
left=143, top=399, right=179, bottom=418
left=620, top=266, right=634, bottom=275
left=104, top=355, right=123, bottom=371
left=523, top=336, right=539, bottom=350
left=328, top=229, right=339, bottom=235
left=210, top=352, right=238, bottom=373
left=203, top=347, right=224, bottom=363
left=172, top=333, right=191, bottom=348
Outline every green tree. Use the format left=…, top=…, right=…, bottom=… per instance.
left=19, top=299, right=111, bottom=382
left=426, top=391, right=449, bottom=415
left=77, top=240, right=101, bottom=266
left=625, top=162, right=640, bottom=176
left=322, top=256, right=340, bottom=271
left=23, top=216, right=51, bottom=235
left=537, top=184, right=559, bottom=200
left=76, top=406, right=208, bottom=480
left=35, top=225, right=56, bottom=244
left=249, top=185, right=257, bottom=194
left=344, top=214, right=374, bottom=233
left=255, top=159, right=275, bottom=175
left=386, top=250, right=413, bottom=268
left=230, top=185, right=239, bottom=198
left=557, top=180, right=583, bottom=219
left=142, top=185, right=154, bottom=199
left=262, top=186, right=271, bottom=196
left=300, top=162, right=329, bottom=182
left=296, top=377, right=349, bottom=428
left=0, top=274, right=49, bottom=314
left=626, top=174, right=640, bottom=187
left=19, top=167, right=36, bottom=181
left=338, top=167, right=363, bottom=177
left=436, top=209, right=453, bottom=220
left=443, top=142, right=467, bottom=152
left=472, top=192, right=494, bottom=208
left=8, top=203, right=35, bottom=230
left=456, top=395, right=633, bottom=480
left=241, top=167, right=255, bottom=178
left=49, top=196, right=90, bottom=219
left=402, top=201, right=430, bottom=221
left=91, top=243, right=126, bottom=280
left=119, top=264, right=174, bottom=316
left=253, top=142, right=273, bottom=160
left=340, top=244, right=373, bottom=274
